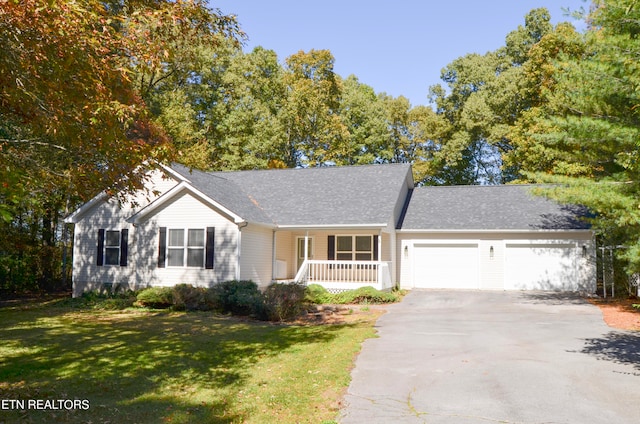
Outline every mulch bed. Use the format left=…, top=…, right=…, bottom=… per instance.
left=589, top=297, right=640, bottom=331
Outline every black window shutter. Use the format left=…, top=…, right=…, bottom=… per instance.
left=119, top=229, right=129, bottom=267
left=373, top=235, right=379, bottom=261
left=97, top=229, right=105, bottom=266
left=158, top=227, right=167, bottom=268
left=328, top=235, right=335, bottom=260
left=205, top=227, right=215, bottom=269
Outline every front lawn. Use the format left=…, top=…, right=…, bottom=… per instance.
left=0, top=301, right=379, bottom=423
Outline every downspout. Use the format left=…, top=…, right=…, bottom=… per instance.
left=236, top=221, right=248, bottom=281
left=271, top=230, right=277, bottom=282
left=390, top=228, right=397, bottom=289
left=378, top=229, right=383, bottom=288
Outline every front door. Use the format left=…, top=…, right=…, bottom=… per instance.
left=297, top=237, right=313, bottom=271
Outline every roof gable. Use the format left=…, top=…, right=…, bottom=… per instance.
left=400, top=185, right=590, bottom=231
left=127, top=181, right=248, bottom=225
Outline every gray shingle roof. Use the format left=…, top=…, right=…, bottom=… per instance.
left=172, top=163, right=413, bottom=227
left=170, top=164, right=274, bottom=225
left=399, top=185, right=590, bottom=231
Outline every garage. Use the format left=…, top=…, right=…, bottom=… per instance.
left=397, top=184, right=595, bottom=292
left=504, top=243, right=577, bottom=290
left=413, top=243, right=479, bottom=289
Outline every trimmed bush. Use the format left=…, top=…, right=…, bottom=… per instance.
left=136, top=287, right=174, bottom=309
left=172, top=284, right=207, bottom=311
left=263, top=282, right=307, bottom=322
left=305, top=284, right=333, bottom=304
left=208, top=280, right=265, bottom=317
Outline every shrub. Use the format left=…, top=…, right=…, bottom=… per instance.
left=306, top=285, right=401, bottom=305
left=136, top=287, right=174, bottom=309
left=57, top=290, right=137, bottom=310
left=208, top=280, right=265, bottom=317
left=333, top=286, right=398, bottom=304
left=263, top=282, right=307, bottom=322
left=305, top=284, right=333, bottom=304
left=172, top=284, right=207, bottom=311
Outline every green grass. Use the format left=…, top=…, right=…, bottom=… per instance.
left=0, top=300, right=378, bottom=423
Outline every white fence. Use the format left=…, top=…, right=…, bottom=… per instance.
left=294, top=260, right=393, bottom=291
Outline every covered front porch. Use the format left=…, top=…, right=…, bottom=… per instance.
left=271, top=226, right=396, bottom=292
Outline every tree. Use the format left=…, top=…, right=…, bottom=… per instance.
left=519, top=0, right=640, bottom=271
left=502, top=22, right=586, bottom=178
left=213, top=47, right=287, bottom=170
left=429, top=8, right=557, bottom=184
left=118, top=0, right=244, bottom=169
left=0, top=0, right=241, bottom=294
left=280, top=49, right=348, bottom=167
left=0, top=0, right=171, bottom=209
left=332, top=75, right=388, bottom=165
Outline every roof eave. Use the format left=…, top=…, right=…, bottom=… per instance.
left=276, top=223, right=389, bottom=231
left=396, top=228, right=593, bottom=233
left=64, top=192, right=109, bottom=224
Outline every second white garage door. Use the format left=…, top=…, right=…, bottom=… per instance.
left=413, top=243, right=479, bottom=289
left=504, top=243, right=576, bottom=290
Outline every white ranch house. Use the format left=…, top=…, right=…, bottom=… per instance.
left=65, top=163, right=595, bottom=297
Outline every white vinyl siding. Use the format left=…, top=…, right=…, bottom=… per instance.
left=70, top=169, right=182, bottom=296
left=239, top=225, right=274, bottom=286
left=479, top=240, right=504, bottom=289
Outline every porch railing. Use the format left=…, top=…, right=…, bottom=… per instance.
left=294, top=260, right=393, bottom=291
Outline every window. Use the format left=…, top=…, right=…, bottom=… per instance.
left=166, top=228, right=205, bottom=267
left=167, top=229, right=186, bottom=267
left=187, top=229, right=205, bottom=267
left=335, top=235, right=374, bottom=261
left=104, top=230, right=121, bottom=265
left=158, top=227, right=214, bottom=269
left=97, top=228, right=128, bottom=267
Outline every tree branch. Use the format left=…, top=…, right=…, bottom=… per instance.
left=1, top=139, right=68, bottom=151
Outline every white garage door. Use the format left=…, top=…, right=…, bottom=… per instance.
left=504, top=243, right=576, bottom=290
left=413, top=243, right=479, bottom=289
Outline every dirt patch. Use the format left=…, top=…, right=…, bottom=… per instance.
left=589, top=298, right=640, bottom=331
left=293, top=304, right=386, bottom=325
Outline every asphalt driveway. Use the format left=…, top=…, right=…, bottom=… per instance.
left=340, top=290, right=640, bottom=424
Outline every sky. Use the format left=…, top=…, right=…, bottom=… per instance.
left=210, top=1, right=589, bottom=107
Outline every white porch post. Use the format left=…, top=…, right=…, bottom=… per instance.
left=304, top=231, right=309, bottom=261
left=378, top=229, right=383, bottom=284
left=390, top=228, right=397, bottom=288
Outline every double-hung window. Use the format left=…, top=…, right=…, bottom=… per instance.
left=104, top=230, right=121, bottom=265
left=335, top=235, right=374, bottom=261
left=96, top=228, right=128, bottom=267
left=159, top=227, right=214, bottom=269
left=166, top=228, right=205, bottom=267
left=186, top=229, right=205, bottom=267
